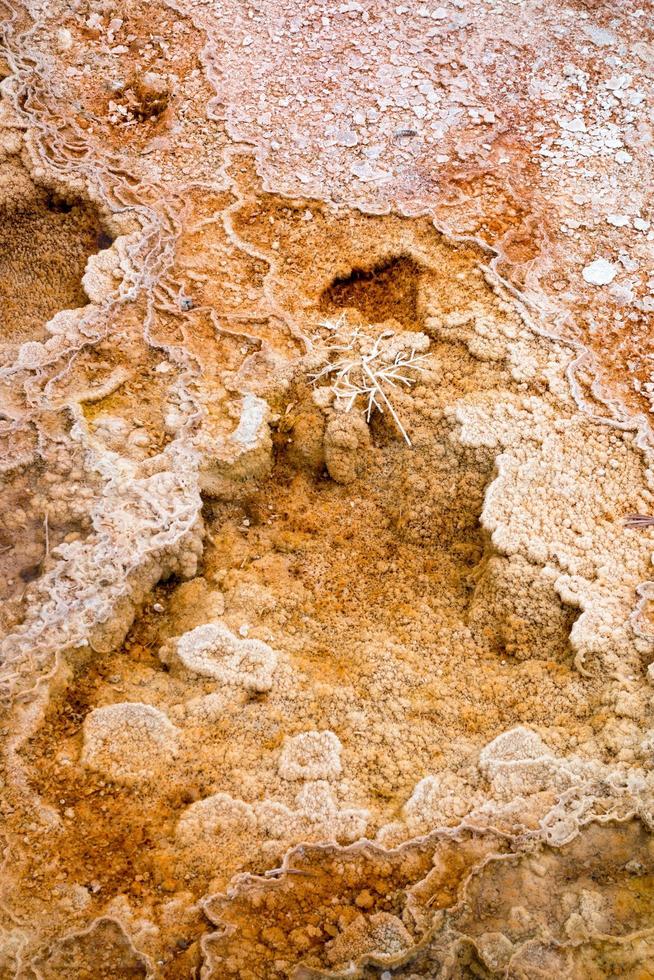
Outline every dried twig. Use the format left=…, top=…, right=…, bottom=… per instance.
left=311, top=319, right=429, bottom=446
left=624, top=514, right=654, bottom=529
left=263, top=866, right=316, bottom=878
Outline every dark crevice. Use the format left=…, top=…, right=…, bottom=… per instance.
left=0, top=174, right=115, bottom=343
left=319, top=254, right=423, bottom=327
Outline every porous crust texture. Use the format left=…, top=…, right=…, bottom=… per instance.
left=2, top=1, right=654, bottom=977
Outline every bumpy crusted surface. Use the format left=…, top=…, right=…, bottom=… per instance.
left=2, top=0, right=654, bottom=977
left=199, top=818, right=654, bottom=978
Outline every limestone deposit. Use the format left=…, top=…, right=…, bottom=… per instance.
left=2, top=0, right=654, bottom=977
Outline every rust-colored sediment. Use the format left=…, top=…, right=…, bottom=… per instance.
left=2, top=0, right=654, bottom=977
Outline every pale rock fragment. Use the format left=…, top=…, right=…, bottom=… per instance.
left=81, top=702, right=179, bottom=783
left=177, top=781, right=368, bottom=860
left=82, top=238, right=125, bottom=302
left=176, top=792, right=258, bottom=845
left=558, top=116, right=586, bottom=132
left=200, top=394, right=273, bottom=495
left=55, top=27, right=73, bottom=52
left=479, top=725, right=550, bottom=765
left=295, top=780, right=345, bottom=820
left=402, top=772, right=470, bottom=832
left=278, top=730, right=343, bottom=781
left=293, top=780, right=369, bottom=840
left=478, top=726, right=575, bottom=799
left=174, top=793, right=263, bottom=875
left=160, top=621, right=278, bottom=692
left=476, top=932, right=515, bottom=972
left=582, top=258, right=618, bottom=285
left=325, top=911, right=413, bottom=966
left=324, top=413, right=371, bottom=484
left=132, top=71, right=169, bottom=119
left=92, top=414, right=130, bottom=451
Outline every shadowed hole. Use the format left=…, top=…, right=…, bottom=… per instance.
left=0, top=169, right=114, bottom=343
left=319, top=254, right=423, bottom=327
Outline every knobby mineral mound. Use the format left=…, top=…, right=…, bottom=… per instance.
left=2, top=0, right=654, bottom=977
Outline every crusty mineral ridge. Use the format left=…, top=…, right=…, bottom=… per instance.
left=1, top=0, right=654, bottom=976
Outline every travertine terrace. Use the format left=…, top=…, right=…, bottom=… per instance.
left=1, top=0, right=654, bottom=977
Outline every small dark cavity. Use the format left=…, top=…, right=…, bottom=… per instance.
left=97, top=229, right=114, bottom=250
left=19, top=563, right=42, bottom=583
left=319, top=254, right=423, bottom=327
left=45, top=194, right=74, bottom=214
left=1, top=181, right=115, bottom=343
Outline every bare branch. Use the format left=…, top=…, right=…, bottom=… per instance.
left=311, top=320, right=429, bottom=446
